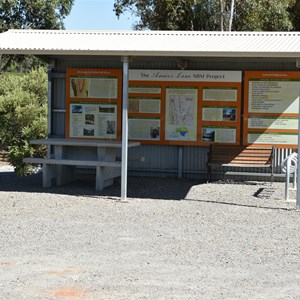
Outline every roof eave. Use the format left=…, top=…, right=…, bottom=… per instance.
left=1, top=49, right=300, bottom=58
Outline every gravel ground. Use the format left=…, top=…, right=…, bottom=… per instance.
left=1, top=166, right=300, bottom=300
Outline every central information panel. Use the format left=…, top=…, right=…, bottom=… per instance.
left=128, top=70, right=242, bottom=146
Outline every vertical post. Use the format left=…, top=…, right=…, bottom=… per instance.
left=297, top=85, right=300, bottom=209
left=293, top=168, right=297, bottom=190
left=285, top=157, right=290, bottom=201
left=47, top=68, right=52, bottom=159
left=121, top=56, right=129, bottom=201
left=178, top=146, right=183, bottom=179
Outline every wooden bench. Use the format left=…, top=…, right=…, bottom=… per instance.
left=206, top=144, right=275, bottom=182
left=23, top=157, right=121, bottom=191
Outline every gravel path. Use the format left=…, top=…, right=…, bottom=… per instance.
left=1, top=166, right=300, bottom=299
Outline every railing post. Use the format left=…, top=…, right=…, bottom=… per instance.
left=285, top=157, right=291, bottom=201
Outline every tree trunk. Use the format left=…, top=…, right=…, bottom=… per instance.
left=219, top=0, right=224, bottom=31
left=228, top=0, right=235, bottom=31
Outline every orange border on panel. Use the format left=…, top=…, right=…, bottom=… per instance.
left=128, top=70, right=242, bottom=146
left=199, top=82, right=242, bottom=146
left=243, top=71, right=300, bottom=148
left=162, top=81, right=200, bottom=146
left=128, top=80, right=164, bottom=144
left=66, top=68, right=122, bottom=140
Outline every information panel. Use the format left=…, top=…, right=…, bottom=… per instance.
left=248, top=116, right=298, bottom=130
left=202, top=106, right=237, bottom=122
left=66, top=69, right=122, bottom=140
left=200, top=83, right=241, bottom=145
left=69, top=102, right=117, bottom=139
left=248, top=80, right=299, bottom=114
left=248, top=132, right=298, bottom=145
left=128, top=117, right=160, bottom=141
left=203, top=87, right=237, bottom=102
left=128, top=69, right=242, bottom=145
left=70, top=77, right=118, bottom=99
left=165, top=87, right=198, bottom=141
left=202, top=126, right=236, bottom=143
left=129, top=97, right=161, bottom=114
left=244, top=71, right=300, bottom=148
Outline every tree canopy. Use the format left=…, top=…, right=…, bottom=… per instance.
left=0, top=68, right=48, bottom=175
left=114, top=0, right=297, bottom=31
left=0, top=0, right=74, bottom=73
left=0, top=0, right=74, bottom=33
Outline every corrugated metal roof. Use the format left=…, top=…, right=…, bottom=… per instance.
left=1, top=29, right=300, bottom=57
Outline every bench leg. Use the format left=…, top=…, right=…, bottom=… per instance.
left=42, top=164, right=55, bottom=188
left=95, top=166, right=104, bottom=191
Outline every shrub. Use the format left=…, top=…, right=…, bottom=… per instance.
left=0, top=68, right=47, bottom=175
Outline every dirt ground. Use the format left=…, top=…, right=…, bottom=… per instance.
left=1, top=166, right=300, bottom=300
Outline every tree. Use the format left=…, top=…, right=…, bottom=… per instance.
left=114, top=0, right=196, bottom=30
left=228, top=0, right=235, bottom=31
left=0, top=68, right=48, bottom=175
left=0, top=0, right=74, bottom=74
left=232, top=0, right=293, bottom=31
left=114, top=0, right=296, bottom=31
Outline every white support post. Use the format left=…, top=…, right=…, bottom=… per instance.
left=285, top=157, right=291, bottom=201
left=297, top=84, right=300, bottom=210
left=121, top=56, right=129, bottom=201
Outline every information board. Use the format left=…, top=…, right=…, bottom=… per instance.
left=165, top=87, right=198, bottom=141
left=66, top=69, right=122, bottom=140
left=128, top=69, right=242, bottom=145
left=244, top=71, right=300, bottom=148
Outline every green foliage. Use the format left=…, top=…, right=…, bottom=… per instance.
left=233, top=0, right=293, bottom=31
left=289, top=0, right=300, bottom=30
left=114, top=0, right=196, bottom=30
left=0, top=68, right=47, bottom=175
left=0, top=0, right=74, bottom=32
left=4, top=55, right=47, bottom=73
left=0, top=0, right=74, bottom=73
left=114, top=0, right=296, bottom=31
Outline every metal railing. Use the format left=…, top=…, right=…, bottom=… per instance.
left=281, top=152, right=298, bottom=201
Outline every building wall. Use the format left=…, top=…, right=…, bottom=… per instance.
left=49, top=55, right=298, bottom=181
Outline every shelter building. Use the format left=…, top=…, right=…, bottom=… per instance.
left=0, top=30, right=300, bottom=205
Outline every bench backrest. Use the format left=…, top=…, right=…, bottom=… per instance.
left=208, top=144, right=274, bottom=165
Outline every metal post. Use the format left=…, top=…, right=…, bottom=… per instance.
left=297, top=84, right=300, bottom=209
left=178, top=146, right=183, bottom=179
left=47, top=69, right=52, bottom=158
left=285, top=157, right=290, bottom=201
left=121, top=56, right=129, bottom=201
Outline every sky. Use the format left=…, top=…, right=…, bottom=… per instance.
left=64, top=0, right=136, bottom=30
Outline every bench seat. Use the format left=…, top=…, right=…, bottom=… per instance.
left=23, top=157, right=121, bottom=191
left=23, top=157, right=121, bottom=167
left=206, top=144, right=275, bottom=182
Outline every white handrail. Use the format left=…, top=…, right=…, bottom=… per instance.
left=281, top=152, right=298, bottom=201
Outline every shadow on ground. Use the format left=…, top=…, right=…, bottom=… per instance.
left=0, top=170, right=200, bottom=200
left=0, top=169, right=296, bottom=211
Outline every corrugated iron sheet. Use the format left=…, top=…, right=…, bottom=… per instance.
left=1, top=30, right=300, bottom=57
left=128, top=145, right=294, bottom=182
